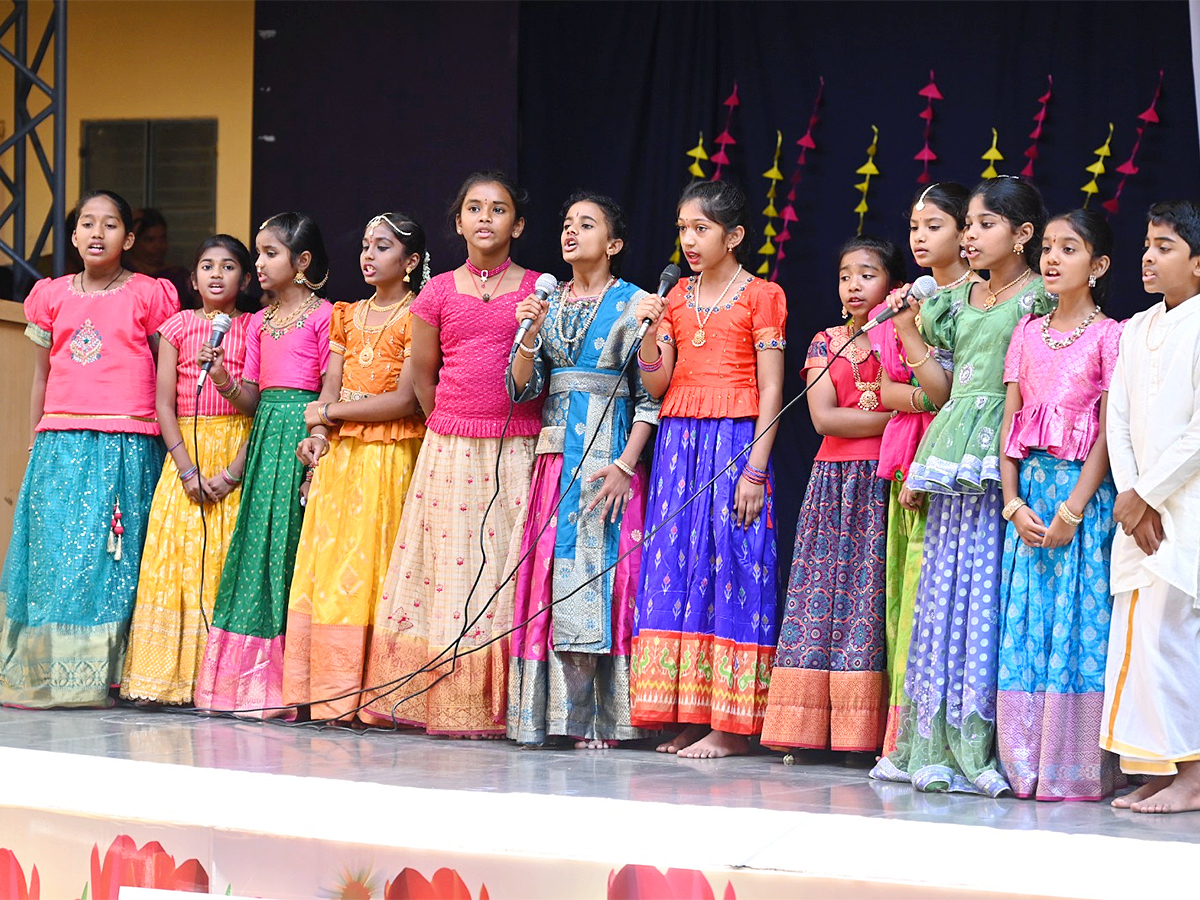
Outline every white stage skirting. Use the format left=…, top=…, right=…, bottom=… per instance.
left=1, top=745, right=1198, bottom=899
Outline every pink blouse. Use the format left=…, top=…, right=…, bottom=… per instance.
left=1003, top=314, right=1124, bottom=461
left=243, top=300, right=333, bottom=392
left=868, top=314, right=935, bottom=482
left=24, top=273, right=179, bottom=434
left=412, top=269, right=543, bottom=438
left=804, top=325, right=883, bottom=463
left=158, top=309, right=252, bottom=418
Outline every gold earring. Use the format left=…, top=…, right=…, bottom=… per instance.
left=293, top=271, right=306, bottom=285
left=1013, top=243, right=1024, bottom=255
left=841, top=306, right=850, bottom=321
left=403, top=271, right=411, bottom=284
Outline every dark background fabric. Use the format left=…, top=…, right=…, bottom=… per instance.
left=254, top=0, right=1200, bottom=581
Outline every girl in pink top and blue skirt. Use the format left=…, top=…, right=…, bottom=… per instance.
left=996, top=209, right=1123, bottom=800
left=0, top=190, right=178, bottom=708
left=194, top=213, right=333, bottom=716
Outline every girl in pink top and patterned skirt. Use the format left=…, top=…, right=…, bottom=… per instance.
left=121, top=235, right=255, bottom=705
left=362, top=172, right=542, bottom=734
left=0, top=190, right=178, bottom=708
left=194, top=213, right=333, bottom=716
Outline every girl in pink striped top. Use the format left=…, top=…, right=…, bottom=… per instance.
left=121, top=235, right=255, bottom=705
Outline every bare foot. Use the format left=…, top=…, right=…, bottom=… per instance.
left=575, top=739, right=619, bottom=750
left=1112, top=776, right=1172, bottom=809
left=656, top=724, right=708, bottom=754
left=677, top=729, right=750, bottom=759
left=1132, top=762, right=1200, bottom=814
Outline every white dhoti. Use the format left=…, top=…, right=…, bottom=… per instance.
left=1101, top=578, right=1200, bottom=775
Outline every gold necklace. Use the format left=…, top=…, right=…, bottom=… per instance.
left=983, top=269, right=1032, bottom=309
left=355, top=291, right=412, bottom=366
left=844, top=330, right=881, bottom=410
left=691, top=265, right=745, bottom=347
left=263, top=292, right=319, bottom=338
left=1144, top=307, right=1167, bottom=351
left=195, top=307, right=222, bottom=321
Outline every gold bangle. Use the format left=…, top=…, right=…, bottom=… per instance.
left=210, top=371, right=231, bottom=389
left=1057, top=502, right=1083, bottom=527
left=908, top=345, right=935, bottom=369
left=909, top=386, right=924, bottom=413
left=1001, top=497, right=1027, bottom=522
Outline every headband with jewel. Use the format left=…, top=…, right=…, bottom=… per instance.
left=366, top=213, right=416, bottom=239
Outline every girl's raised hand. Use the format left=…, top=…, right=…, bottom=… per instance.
left=635, top=294, right=667, bottom=329
left=586, top=464, right=633, bottom=523
left=514, top=295, right=550, bottom=337
left=1012, top=505, right=1047, bottom=548
left=197, top=345, right=227, bottom=381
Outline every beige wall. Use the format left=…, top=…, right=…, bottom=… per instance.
left=0, top=1, right=255, bottom=556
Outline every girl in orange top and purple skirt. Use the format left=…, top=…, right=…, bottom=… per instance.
left=633, top=181, right=787, bottom=759
left=0, top=190, right=178, bottom=708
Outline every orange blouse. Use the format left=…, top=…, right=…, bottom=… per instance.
left=656, top=274, right=787, bottom=419
left=329, top=300, right=426, bottom=443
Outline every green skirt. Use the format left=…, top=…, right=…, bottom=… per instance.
left=882, top=480, right=927, bottom=755
left=195, top=388, right=315, bottom=714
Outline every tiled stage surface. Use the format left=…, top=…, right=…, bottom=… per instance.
left=2, top=705, right=1197, bottom=846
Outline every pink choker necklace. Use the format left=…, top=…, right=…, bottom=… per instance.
left=465, top=257, right=512, bottom=302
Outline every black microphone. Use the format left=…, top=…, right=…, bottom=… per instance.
left=513, top=272, right=560, bottom=350
left=636, top=263, right=683, bottom=342
left=858, top=275, right=940, bottom=335
left=196, top=313, right=233, bottom=395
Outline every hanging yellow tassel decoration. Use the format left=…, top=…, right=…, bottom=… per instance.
left=853, top=125, right=880, bottom=235
left=758, top=130, right=784, bottom=275
left=672, top=132, right=711, bottom=264
left=1081, top=122, right=1114, bottom=207
left=981, top=127, right=1004, bottom=179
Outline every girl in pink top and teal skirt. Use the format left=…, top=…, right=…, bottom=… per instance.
left=0, top=190, right=179, bottom=708
left=996, top=209, right=1123, bottom=800
left=361, top=172, right=542, bottom=735
left=194, top=213, right=333, bottom=716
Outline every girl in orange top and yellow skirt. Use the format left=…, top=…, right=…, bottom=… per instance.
left=282, top=213, right=429, bottom=723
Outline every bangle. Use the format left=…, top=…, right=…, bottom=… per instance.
left=516, top=342, right=536, bottom=360
left=318, top=403, right=336, bottom=427
left=637, top=351, right=663, bottom=373
left=613, top=458, right=635, bottom=478
left=312, top=433, right=331, bottom=456
left=741, top=462, right=768, bottom=486
left=1001, top=497, right=1026, bottom=521
left=921, top=391, right=939, bottom=413
left=303, top=464, right=316, bottom=483
left=221, top=468, right=241, bottom=485
left=908, top=345, right=935, bottom=369
left=166, top=439, right=184, bottom=454
left=210, top=371, right=231, bottom=389
left=909, top=386, right=924, bottom=413
left=178, top=465, right=199, bottom=482
left=1057, top=502, right=1083, bottom=527
left=217, top=377, right=239, bottom=395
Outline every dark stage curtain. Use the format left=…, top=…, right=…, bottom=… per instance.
left=516, top=1, right=1200, bottom=573
left=252, top=1, right=521, bottom=296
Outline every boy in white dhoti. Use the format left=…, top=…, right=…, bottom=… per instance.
left=1104, top=200, right=1200, bottom=813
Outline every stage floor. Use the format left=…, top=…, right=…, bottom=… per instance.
left=1, top=707, right=1198, bottom=898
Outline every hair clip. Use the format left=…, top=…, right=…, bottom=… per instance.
left=914, top=184, right=939, bottom=211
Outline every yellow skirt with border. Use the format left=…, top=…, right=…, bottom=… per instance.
left=120, top=414, right=251, bottom=704
left=282, top=434, right=422, bottom=721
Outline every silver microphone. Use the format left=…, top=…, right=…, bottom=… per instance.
left=513, top=272, right=560, bottom=349
left=859, top=275, right=940, bottom=334
left=196, top=313, right=234, bottom=394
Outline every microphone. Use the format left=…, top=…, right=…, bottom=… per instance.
left=635, top=263, right=683, bottom=342
left=196, top=313, right=233, bottom=395
left=858, top=275, right=940, bottom=335
left=513, top=272, right=560, bottom=349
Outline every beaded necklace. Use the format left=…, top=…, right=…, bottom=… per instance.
left=466, top=257, right=512, bottom=302
left=549, top=277, right=616, bottom=361
left=687, top=266, right=748, bottom=347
